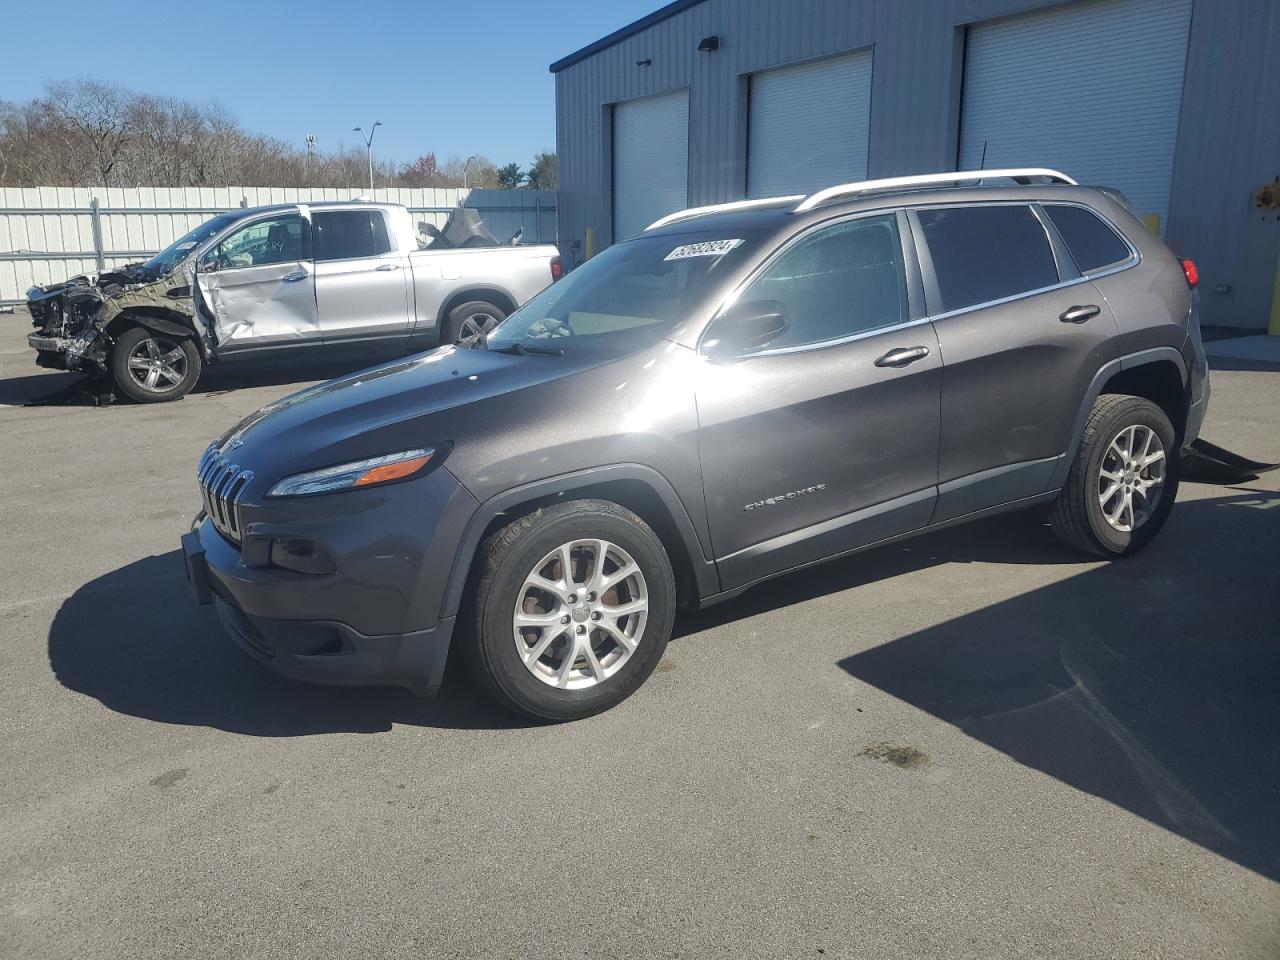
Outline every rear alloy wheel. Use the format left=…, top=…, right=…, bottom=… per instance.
left=1050, top=394, right=1178, bottom=557
left=110, top=325, right=201, bottom=403
left=447, top=299, right=507, bottom=347
left=465, top=500, right=676, bottom=721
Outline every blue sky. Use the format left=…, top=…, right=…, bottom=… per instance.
left=0, top=0, right=662, bottom=168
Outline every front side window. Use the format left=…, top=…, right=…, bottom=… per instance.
left=210, top=214, right=305, bottom=269
left=313, top=210, right=392, bottom=261
left=918, top=205, right=1059, bottom=313
left=1043, top=204, right=1132, bottom=274
left=728, top=214, right=908, bottom=351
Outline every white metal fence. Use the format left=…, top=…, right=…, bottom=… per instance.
left=0, top=186, right=557, bottom=304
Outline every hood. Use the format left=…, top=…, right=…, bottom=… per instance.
left=214, top=344, right=610, bottom=491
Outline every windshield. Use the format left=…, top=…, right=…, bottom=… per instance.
left=485, top=232, right=762, bottom=353
left=142, top=213, right=244, bottom=275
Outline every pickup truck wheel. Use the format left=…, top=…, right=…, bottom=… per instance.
left=110, top=326, right=201, bottom=403
left=446, top=300, right=506, bottom=346
left=464, top=500, right=676, bottom=722
left=1050, top=394, right=1178, bottom=557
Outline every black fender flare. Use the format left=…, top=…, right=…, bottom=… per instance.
left=439, top=463, right=719, bottom=621
left=127, top=313, right=198, bottom=341
left=1048, top=346, right=1188, bottom=490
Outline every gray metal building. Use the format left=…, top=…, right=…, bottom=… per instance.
left=550, top=0, right=1280, bottom=331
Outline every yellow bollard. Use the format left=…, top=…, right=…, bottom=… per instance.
left=1143, top=212, right=1161, bottom=236
left=585, top=227, right=596, bottom=260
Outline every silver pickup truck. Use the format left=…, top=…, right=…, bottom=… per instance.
left=26, top=201, right=560, bottom=402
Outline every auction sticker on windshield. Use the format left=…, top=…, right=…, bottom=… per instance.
left=664, top=239, right=743, bottom=261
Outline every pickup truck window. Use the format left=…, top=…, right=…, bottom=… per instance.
left=313, top=210, right=392, bottom=261
left=486, top=232, right=761, bottom=352
left=209, top=214, right=306, bottom=269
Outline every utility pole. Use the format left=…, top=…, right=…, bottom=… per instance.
left=353, top=121, right=382, bottom=192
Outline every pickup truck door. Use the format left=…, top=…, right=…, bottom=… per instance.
left=311, top=209, right=412, bottom=341
left=195, top=211, right=320, bottom=350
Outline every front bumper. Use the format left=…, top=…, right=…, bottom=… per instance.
left=27, top=329, right=102, bottom=372
left=180, top=464, right=478, bottom=696
left=183, top=526, right=456, bottom=696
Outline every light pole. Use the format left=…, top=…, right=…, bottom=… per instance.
left=353, top=121, right=382, bottom=192
left=463, top=154, right=478, bottom=190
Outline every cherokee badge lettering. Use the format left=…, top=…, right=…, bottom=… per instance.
left=744, top=483, right=827, bottom=511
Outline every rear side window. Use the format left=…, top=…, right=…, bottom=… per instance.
left=736, top=214, right=908, bottom=350
left=918, top=205, right=1059, bottom=313
left=1043, top=204, right=1131, bottom=273
left=313, top=210, right=393, bottom=261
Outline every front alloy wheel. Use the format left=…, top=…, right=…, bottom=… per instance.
left=126, top=334, right=188, bottom=393
left=465, top=499, right=676, bottom=721
left=514, top=539, right=649, bottom=689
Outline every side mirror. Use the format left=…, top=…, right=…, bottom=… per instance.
left=702, top=299, right=789, bottom=359
left=197, top=256, right=219, bottom=274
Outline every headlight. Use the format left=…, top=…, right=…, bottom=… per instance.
left=267, top=448, right=436, bottom=498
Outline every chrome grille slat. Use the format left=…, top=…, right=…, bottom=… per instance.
left=197, top=443, right=254, bottom=544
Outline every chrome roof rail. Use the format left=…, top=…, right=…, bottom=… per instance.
left=646, top=195, right=805, bottom=231
left=794, top=168, right=1077, bottom=212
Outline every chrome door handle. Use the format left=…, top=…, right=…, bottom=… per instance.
left=1059, top=304, right=1100, bottom=323
left=376, top=263, right=399, bottom=271
left=874, top=346, right=930, bottom=368
left=281, top=271, right=308, bottom=283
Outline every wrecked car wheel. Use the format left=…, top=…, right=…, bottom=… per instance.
left=446, top=300, right=507, bottom=347
left=110, top=326, right=202, bottom=403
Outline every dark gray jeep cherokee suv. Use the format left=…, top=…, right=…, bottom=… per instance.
left=182, top=168, right=1210, bottom=721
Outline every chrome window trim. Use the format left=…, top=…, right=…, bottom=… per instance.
left=697, top=209, right=914, bottom=359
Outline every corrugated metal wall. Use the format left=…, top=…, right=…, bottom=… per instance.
left=554, top=0, right=1280, bottom=329
left=0, top=187, right=557, bottom=304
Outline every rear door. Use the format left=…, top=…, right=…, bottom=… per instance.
left=196, top=210, right=319, bottom=350
left=312, top=208, right=412, bottom=341
left=913, top=202, right=1121, bottom=521
left=696, top=212, right=941, bottom=589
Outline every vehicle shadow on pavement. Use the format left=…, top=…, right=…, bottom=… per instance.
left=47, top=551, right=527, bottom=735
left=837, top=489, right=1280, bottom=882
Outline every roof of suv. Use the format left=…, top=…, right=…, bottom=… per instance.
left=641, top=169, right=1133, bottom=243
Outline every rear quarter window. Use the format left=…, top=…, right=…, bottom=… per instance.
left=1043, top=204, right=1132, bottom=274
left=918, top=204, right=1060, bottom=313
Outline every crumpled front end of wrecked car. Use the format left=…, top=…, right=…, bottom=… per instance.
left=27, top=264, right=201, bottom=374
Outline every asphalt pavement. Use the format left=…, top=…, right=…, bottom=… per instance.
left=2, top=312, right=1278, bottom=959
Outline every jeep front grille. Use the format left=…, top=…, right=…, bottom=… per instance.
left=198, top=445, right=254, bottom=543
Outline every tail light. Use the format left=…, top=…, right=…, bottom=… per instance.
left=1179, top=258, right=1199, bottom=289
left=550, top=256, right=563, bottom=281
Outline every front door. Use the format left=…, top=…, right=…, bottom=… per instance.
left=311, top=208, right=412, bottom=341
left=196, top=211, right=319, bottom=350
left=696, top=212, right=942, bottom=589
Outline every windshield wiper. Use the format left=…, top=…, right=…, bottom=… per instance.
left=488, top=341, right=565, bottom=357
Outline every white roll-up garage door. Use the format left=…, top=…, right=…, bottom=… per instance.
left=612, top=90, right=689, bottom=241
left=959, top=0, right=1192, bottom=230
left=747, top=50, right=872, bottom=199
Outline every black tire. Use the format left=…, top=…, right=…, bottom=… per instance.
left=1050, top=394, right=1178, bottom=557
left=110, top=325, right=201, bottom=403
left=445, top=299, right=507, bottom=346
left=464, top=499, right=676, bottom=722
